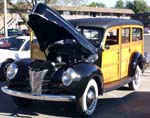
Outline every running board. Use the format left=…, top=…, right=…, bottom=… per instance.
left=103, top=77, right=133, bottom=93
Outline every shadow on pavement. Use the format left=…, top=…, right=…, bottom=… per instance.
left=0, top=82, right=150, bottom=118
left=94, top=92, right=150, bottom=118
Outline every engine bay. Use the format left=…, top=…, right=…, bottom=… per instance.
left=44, top=39, right=88, bottom=67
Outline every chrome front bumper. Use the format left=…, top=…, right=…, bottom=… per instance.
left=1, top=86, right=76, bottom=102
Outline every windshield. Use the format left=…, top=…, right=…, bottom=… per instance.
left=0, top=37, right=25, bottom=51
left=77, top=27, right=104, bottom=47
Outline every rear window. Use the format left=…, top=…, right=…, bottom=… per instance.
left=132, top=28, right=142, bottom=41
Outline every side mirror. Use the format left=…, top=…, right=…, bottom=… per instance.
left=105, top=44, right=110, bottom=50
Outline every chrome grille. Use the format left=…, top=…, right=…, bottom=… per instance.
left=29, top=69, right=48, bottom=95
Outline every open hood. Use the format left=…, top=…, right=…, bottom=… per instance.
left=28, top=3, right=96, bottom=54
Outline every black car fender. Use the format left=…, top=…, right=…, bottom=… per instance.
left=12, top=58, right=37, bottom=80
left=129, top=52, right=144, bottom=77
left=70, top=63, right=104, bottom=98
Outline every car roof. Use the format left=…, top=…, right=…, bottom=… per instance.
left=69, top=18, right=143, bottom=29
left=15, top=36, right=36, bottom=40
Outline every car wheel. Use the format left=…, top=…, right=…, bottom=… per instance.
left=76, top=79, right=98, bottom=116
left=0, top=60, right=14, bottom=80
left=12, top=96, right=32, bottom=108
left=129, top=65, right=141, bottom=90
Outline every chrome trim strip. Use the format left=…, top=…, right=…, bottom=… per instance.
left=1, top=86, right=76, bottom=102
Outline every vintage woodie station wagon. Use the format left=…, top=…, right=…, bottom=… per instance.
left=1, top=3, right=145, bottom=116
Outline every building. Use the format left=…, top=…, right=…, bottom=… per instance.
left=50, top=5, right=134, bottom=19
left=0, top=3, right=134, bottom=33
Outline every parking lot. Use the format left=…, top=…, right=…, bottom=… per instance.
left=0, top=35, right=150, bottom=118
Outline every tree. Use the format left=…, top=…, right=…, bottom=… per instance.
left=7, top=0, right=35, bottom=29
left=125, top=1, right=134, bottom=9
left=88, top=2, right=106, bottom=8
left=125, top=0, right=149, bottom=13
left=6, top=0, right=87, bottom=29
left=115, top=0, right=124, bottom=9
left=134, top=0, right=149, bottom=13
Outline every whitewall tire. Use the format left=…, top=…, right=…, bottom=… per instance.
left=76, top=79, right=98, bottom=116
left=129, top=65, right=141, bottom=90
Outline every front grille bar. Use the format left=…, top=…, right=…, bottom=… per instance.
left=29, top=69, right=48, bottom=95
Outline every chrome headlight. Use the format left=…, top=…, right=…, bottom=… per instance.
left=6, top=63, right=18, bottom=80
left=62, top=68, right=79, bottom=86
left=86, top=54, right=98, bottom=63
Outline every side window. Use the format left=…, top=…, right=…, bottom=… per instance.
left=132, top=28, right=142, bottom=42
left=82, top=29, right=100, bottom=46
left=106, top=29, right=119, bottom=45
left=122, top=28, right=130, bottom=44
left=23, top=41, right=30, bottom=51
left=82, top=29, right=99, bottom=40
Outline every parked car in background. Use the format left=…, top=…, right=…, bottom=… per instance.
left=0, top=33, right=4, bottom=39
left=1, top=3, right=145, bottom=116
left=21, top=29, right=30, bottom=36
left=144, top=28, right=150, bottom=34
left=0, top=29, right=24, bottom=38
left=0, top=36, right=31, bottom=80
left=8, top=29, right=24, bottom=37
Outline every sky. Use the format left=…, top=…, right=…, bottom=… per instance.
left=89, top=0, right=150, bottom=8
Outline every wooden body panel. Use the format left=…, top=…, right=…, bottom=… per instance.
left=101, top=25, right=144, bottom=84
left=102, top=45, right=120, bottom=83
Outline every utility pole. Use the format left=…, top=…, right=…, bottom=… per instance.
left=4, top=0, right=8, bottom=37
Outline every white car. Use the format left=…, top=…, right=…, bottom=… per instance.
left=0, top=36, right=31, bottom=80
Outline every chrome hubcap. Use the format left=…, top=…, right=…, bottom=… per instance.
left=87, top=90, right=95, bottom=100
left=134, top=67, right=140, bottom=85
left=86, top=87, right=96, bottom=110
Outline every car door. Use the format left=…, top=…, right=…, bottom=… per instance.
left=101, top=27, right=121, bottom=83
left=20, top=41, right=31, bottom=58
left=130, top=27, right=144, bottom=55
left=120, top=27, right=131, bottom=78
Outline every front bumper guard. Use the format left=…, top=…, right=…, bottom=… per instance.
left=1, top=86, right=76, bottom=102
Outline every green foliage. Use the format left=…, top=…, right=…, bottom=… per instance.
left=125, top=0, right=149, bottom=13
left=125, top=1, right=134, bottom=9
left=88, top=2, right=106, bottom=8
left=133, top=0, right=148, bottom=13
left=114, top=0, right=150, bottom=13
left=115, top=0, right=124, bottom=8
left=5, top=0, right=87, bottom=28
